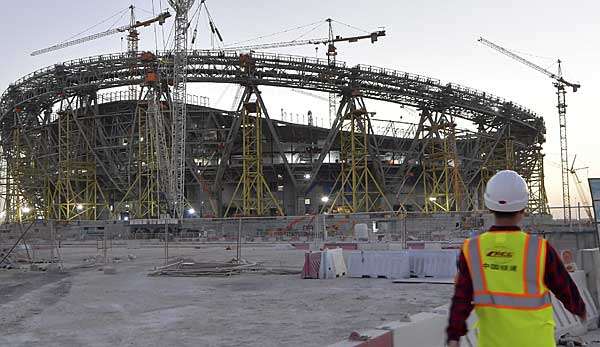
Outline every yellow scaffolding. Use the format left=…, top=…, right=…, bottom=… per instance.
left=136, top=93, right=162, bottom=218
left=477, top=132, right=516, bottom=208
left=116, top=86, right=167, bottom=219
left=49, top=96, right=105, bottom=221
left=422, top=118, right=468, bottom=212
left=3, top=124, right=40, bottom=222
left=327, top=91, right=391, bottom=213
left=527, top=146, right=549, bottom=214
left=227, top=97, right=283, bottom=216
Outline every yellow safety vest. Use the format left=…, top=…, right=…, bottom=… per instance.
left=463, top=231, right=554, bottom=347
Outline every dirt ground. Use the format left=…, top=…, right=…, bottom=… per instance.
left=0, top=242, right=454, bottom=347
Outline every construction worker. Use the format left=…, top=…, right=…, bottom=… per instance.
left=446, top=170, right=586, bottom=346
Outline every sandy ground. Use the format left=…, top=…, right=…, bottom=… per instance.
left=0, top=243, right=454, bottom=347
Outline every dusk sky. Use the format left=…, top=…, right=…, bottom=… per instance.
left=1, top=0, right=598, bottom=211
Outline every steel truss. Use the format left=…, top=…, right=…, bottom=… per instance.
left=52, top=96, right=95, bottom=220
left=326, top=89, right=391, bottom=213
left=168, top=0, right=195, bottom=219
left=0, top=50, right=549, bottom=219
left=225, top=87, right=284, bottom=216
left=420, top=111, right=469, bottom=212
left=115, top=81, right=170, bottom=219
left=556, top=84, right=570, bottom=221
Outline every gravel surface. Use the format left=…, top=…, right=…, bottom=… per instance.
left=0, top=243, right=453, bottom=347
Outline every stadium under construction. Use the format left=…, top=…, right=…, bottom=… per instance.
left=0, top=49, right=549, bottom=228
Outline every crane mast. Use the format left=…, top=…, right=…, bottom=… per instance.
left=327, top=19, right=338, bottom=128
left=168, top=0, right=195, bottom=219
left=478, top=37, right=580, bottom=222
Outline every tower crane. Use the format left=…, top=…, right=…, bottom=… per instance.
left=167, top=0, right=195, bottom=219
left=224, top=20, right=385, bottom=125
left=222, top=29, right=385, bottom=51
left=568, top=155, right=593, bottom=220
left=477, top=37, right=581, bottom=222
left=30, top=7, right=171, bottom=56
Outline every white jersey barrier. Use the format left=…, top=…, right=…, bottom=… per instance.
left=347, top=250, right=458, bottom=280
left=347, top=251, right=410, bottom=279
left=553, top=270, right=599, bottom=337
left=319, top=248, right=347, bottom=279
left=408, top=249, right=458, bottom=279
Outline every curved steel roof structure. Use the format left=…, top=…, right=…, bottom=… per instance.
left=0, top=50, right=544, bottom=139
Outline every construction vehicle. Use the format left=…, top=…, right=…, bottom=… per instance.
left=478, top=37, right=581, bottom=222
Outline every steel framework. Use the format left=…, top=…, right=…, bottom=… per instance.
left=420, top=112, right=468, bottom=212
left=226, top=87, right=283, bottom=216
left=168, top=0, right=195, bottom=219
left=0, top=50, right=548, bottom=220
left=326, top=89, right=391, bottom=213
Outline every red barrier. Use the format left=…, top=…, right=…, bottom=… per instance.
left=302, top=252, right=321, bottom=279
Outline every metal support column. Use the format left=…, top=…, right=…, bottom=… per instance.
left=327, top=89, right=391, bottom=213
left=168, top=0, right=195, bottom=219
left=226, top=88, right=283, bottom=216
left=556, top=83, right=571, bottom=222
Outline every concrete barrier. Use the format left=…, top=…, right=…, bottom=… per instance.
left=320, top=248, right=347, bottom=279
left=578, top=248, right=600, bottom=306
left=408, top=250, right=458, bottom=278
left=378, top=312, right=447, bottom=347
left=347, top=251, right=410, bottom=279
left=553, top=270, right=599, bottom=336
left=328, top=329, right=393, bottom=347
left=329, top=268, right=597, bottom=346
left=329, top=252, right=599, bottom=346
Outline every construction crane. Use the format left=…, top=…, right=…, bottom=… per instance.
left=30, top=7, right=171, bottom=56
left=224, top=20, right=385, bottom=125
left=222, top=29, right=385, bottom=51
left=569, top=155, right=593, bottom=220
left=167, top=0, right=195, bottom=219
left=478, top=37, right=581, bottom=222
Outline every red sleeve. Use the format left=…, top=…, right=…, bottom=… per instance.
left=544, top=243, right=586, bottom=317
left=446, top=250, right=473, bottom=343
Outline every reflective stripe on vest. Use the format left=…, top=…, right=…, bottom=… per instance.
left=465, top=233, right=550, bottom=309
left=474, top=292, right=551, bottom=308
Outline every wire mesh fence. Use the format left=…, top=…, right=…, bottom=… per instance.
left=0, top=207, right=596, bottom=248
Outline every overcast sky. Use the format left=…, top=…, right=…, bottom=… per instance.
left=1, top=0, right=598, bottom=210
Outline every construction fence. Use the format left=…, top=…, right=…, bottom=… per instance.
left=0, top=209, right=596, bottom=248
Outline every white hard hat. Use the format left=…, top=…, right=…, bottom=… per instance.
left=484, top=170, right=529, bottom=212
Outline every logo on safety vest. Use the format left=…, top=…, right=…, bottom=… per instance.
left=484, top=247, right=514, bottom=264
left=486, top=250, right=513, bottom=258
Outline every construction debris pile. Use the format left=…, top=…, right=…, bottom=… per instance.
left=148, top=258, right=301, bottom=277
left=149, top=258, right=262, bottom=277
left=1, top=244, right=40, bottom=269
